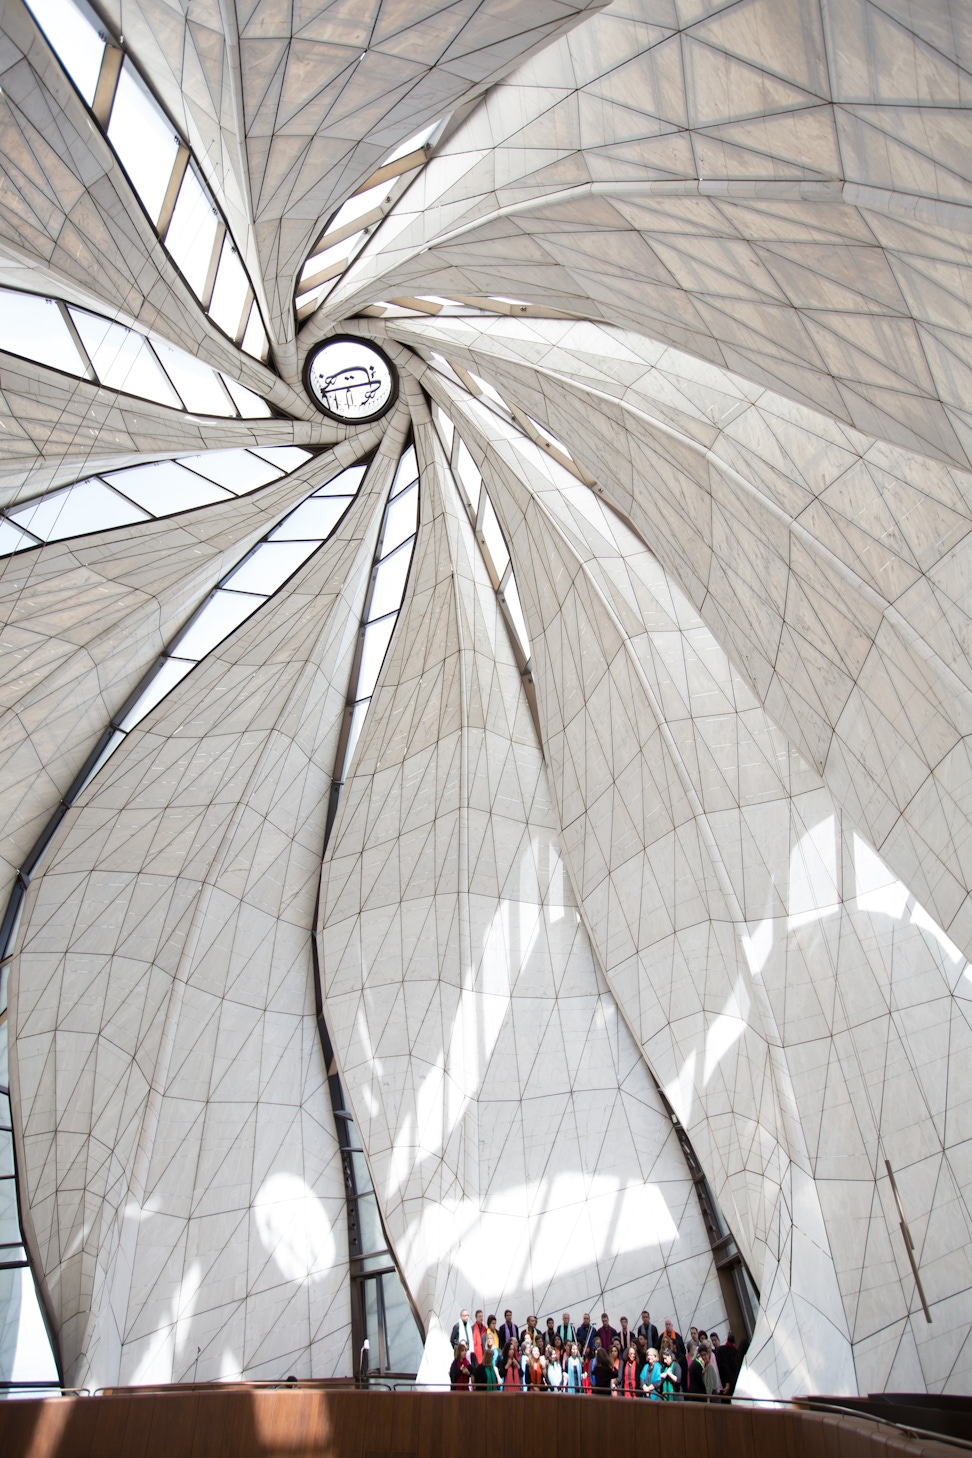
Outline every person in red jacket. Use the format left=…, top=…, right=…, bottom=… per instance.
left=471, top=1309, right=487, bottom=1363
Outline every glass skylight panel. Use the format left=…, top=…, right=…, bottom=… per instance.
left=391, top=446, right=418, bottom=495
left=164, top=165, right=220, bottom=297
left=69, top=310, right=181, bottom=407
left=221, top=375, right=272, bottom=418
left=252, top=446, right=313, bottom=472
left=468, top=370, right=507, bottom=411
left=320, top=182, right=391, bottom=243
left=432, top=402, right=532, bottom=672
left=118, top=658, right=194, bottom=731
left=0, top=292, right=88, bottom=375
left=379, top=482, right=417, bottom=557
left=428, top=352, right=465, bottom=386
left=102, top=461, right=230, bottom=513
left=501, top=574, right=530, bottom=657
left=431, top=402, right=454, bottom=455
left=0, top=449, right=314, bottom=559
left=455, top=438, right=482, bottom=513
left=479, top=495, right=509, bottom=578
left=9, top=479, right=148, bottom=541
left=24, top=0, right=105, bottom=106
left=178, top=449, right=282, bottom=492
left=382, top=120, right=440, bottom=165
left=527, top=413, right=570, bottom=454
left=295, top=121, right=447, bottom=317
left=0, top=521, right=39, bottom=554
left=173, top=589, right=265, bottom=660
left=111, top=455, right=369, bottom=733
left=107, top=62, right=181, bottom=225
left=343, top=698, right=371, bottom=771
left=297, top=235, right=364, bottom=310
left=332, top=446, right=419, bottom=785
left=25, top=0, right=269, bottom=364
left=241, top=305, right=270, bottom=362
left=313, top=463, right=368, bottom=496
left=302, top=236, right=360, bottom=284
left=208, top=237, right=251, bottom=340
left=150, top=339, right=235, bottom=417
left=368, top=540, right=414, bottom=622
left=356, top=617, right=397, bottom=700
left=269, top=497, right=348, bottom=541
left=222, top=541, right=318, bottom=595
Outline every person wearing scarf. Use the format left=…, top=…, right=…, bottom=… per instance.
left=700, top=1343, right=720, bottom=1398
left=688, top=1347, right=709, bottom=1398
left=658, top=1350, right=682, bottom=1401
left=502, top=1339, right=521, bottom=1391
left=661, top=1319, right=687, bottom=1375
left=483, top=1348, right=501, bottom=1392
left=485, top=1315, right=500, bottom=1354
left=450, top=1310, right=475, bottom=1353
left=641, top=1348, right=662, bottom=1400
left=565, top=1342, right=584, bottom=1394
left=526, top=1345, right=544, bottom=1390
left=546, top=1346, right=564, bottom=1392
left=619, top=1345, right=639, bottom=1397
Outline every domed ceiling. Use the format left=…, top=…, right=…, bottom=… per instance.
left=1, top=0, right=972, bottom=1401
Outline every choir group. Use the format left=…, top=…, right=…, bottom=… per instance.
left=447, top=1309, right=744, bottom=1397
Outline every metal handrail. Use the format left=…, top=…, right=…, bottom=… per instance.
left=790, top=1399, right=972, bottom=1452
left=0, top=1383, right=89, bottom=1395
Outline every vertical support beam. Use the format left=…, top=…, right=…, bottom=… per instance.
left=91, top=45, right=122, bottom=127
left=158, top=146, right=190, bottom=238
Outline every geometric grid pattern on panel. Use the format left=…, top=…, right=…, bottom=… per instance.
left=317, top=409, right=724, bottom=1379
left=3, top=0, right=972, bottom=1404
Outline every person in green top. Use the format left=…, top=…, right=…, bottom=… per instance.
left=483, top=1346, right=502, bottom=1391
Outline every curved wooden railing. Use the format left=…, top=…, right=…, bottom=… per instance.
left=0, top=1385, right=967, bottom=1458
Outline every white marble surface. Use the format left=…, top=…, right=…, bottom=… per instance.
left=4, top=0, right=972, bottom=1399
left=318, top=416, right=723, bottom=1361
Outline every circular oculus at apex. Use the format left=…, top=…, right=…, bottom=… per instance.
left=305, top=337, right=398, bottom=422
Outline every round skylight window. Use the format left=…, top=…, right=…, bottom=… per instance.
left=305, top=337, right=397, bottom=422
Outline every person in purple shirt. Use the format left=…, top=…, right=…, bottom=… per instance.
left=597, top=1312, right=617, bottom=1349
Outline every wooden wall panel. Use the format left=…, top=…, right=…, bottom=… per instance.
left=0, top=1389, right=960, bottom=1458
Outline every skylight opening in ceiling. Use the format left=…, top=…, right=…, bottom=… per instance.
left=0, top=447, right=314, bottom=555
left=0, top=288, right=273, bottom=418
left=430, top=400, right=531, bottom=664
left=108, top=456, right=370, bottom=748
left=364, top=296, right=580, bottom=321
left=106, top=61, right=181, bottom=225
left=426, top=351, right=595, bottom=487
left=336, top=444, right=419, bottom=778
left=295, top=120, right=446, bottom=322
left=23, top=0, right=270, bottom=363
